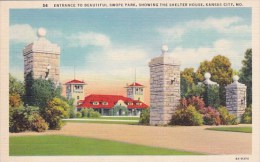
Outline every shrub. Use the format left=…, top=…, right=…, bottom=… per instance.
left=111, top=106, right=129, bottom=116
left=139, top=108, right=150, bottom=125
left=203, top=106, right=221, bottom=125
left=80, top=108, right=88, bottom=117
left=179, top=96, right=205, bottom=113
left=42, top=98, right=70, bottom=130
left=79, top=108, right=101, bottom=118
left=218, top=106, right=238, bottom=125
left=9, top=94, right=23, bottom=108
left=76, top=112, right=82, bottom=118
left=9, top=107, right=29, bottom=132
left=241, top=105, right=252, bottom=124
left=9, top=106, right=48, bottom=132
left=88, top=108, right=101, bottom=118
left=171, top=105, right=203, bottom=126
left=30, top=113, right=49, bottom=132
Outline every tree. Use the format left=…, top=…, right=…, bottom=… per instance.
left=181, top=68, right=196, bottom=85
left=57, top=96, right=76, bottom=118
left=196, top=55, right=233, bottom=105
left=239, top=49, right=252, bottom=106
left=9, top=74, right=24, bottom=96
left=42, top=97, right=70, bottom=130
left=195, top=60, right=211, bottom=82
left=9, top=74, right=24, bottom=108
left=181, top=68, right=196, bottom=97
left=9, top=94, right=23, bottom=108
left=25, top=74, right=61, bottom=109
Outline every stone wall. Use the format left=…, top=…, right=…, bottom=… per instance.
left=149, top=53, right=180, bottom=125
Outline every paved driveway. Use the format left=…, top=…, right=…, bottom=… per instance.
left=11, top=123, right=252, bottom=155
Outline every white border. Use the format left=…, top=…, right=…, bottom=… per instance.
left=1, top=1, right=259, bottom=162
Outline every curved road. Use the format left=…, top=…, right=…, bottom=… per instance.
left=11, top=123, right=252, bottom=155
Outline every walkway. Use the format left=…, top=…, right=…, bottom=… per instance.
left=11, top=123, right=252, bottom=155
left=63, top=118, right=138, bottom=122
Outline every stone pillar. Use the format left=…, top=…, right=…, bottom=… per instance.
left=23, top=28, right=61, bottom=84
left=149, top=45, right=180, bottom=125
left=225, top=75, right=247, bottom=121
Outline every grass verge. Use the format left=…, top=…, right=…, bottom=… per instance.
left=206, top=126, right=252, bottom=133
left=10, top=135, right=203, bottom=155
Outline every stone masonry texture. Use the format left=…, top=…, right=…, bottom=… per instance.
left=149, top=55, right=180, bottom=125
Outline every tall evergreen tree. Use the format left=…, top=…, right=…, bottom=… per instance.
left=239, top=49, right=252, bottom=106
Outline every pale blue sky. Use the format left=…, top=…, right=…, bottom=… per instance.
left=10, top=8, right=252, bottom=84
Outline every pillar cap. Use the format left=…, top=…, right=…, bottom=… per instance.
left=37, top=28, right=47, bottom=38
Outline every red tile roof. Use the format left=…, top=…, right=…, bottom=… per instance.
left=77, top=94, right=149, bottom=109
left=127, top=82, right=144, bottom=87
left=65, top=79, right=86, bottom=84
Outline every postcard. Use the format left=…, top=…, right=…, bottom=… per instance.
left=0, top=0, right=259, bottom=162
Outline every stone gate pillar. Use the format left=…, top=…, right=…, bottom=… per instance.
left=149, top=45, right=180, bottom=125
left=23, top=28, right=61, bottom=84
left=225, top=75, right=247, bottom=121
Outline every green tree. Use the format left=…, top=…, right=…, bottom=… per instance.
left=239, top=49, right=252, bottom=106
left=196, top=55, right=233, bottom=105
left=195, top=60, right=211, bottom=82
left=42, top=97, right=70, bottom=130
left=181, top=68, right=196, bottom=97
left=9, top=74, right=24, bottom=96
left=57, top=96, right=76, bottom=118
left=181, top=68, right=196, bottom=84
left=25, top=74, right=61, bottom=109
left=9, top=74, right=24, bottom=108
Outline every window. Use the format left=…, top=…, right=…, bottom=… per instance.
left=77, top=96, right=79, bottom=99
left=92, top=102, right=99, bottom=105
left=102, top=102, right=108, bottom=105
left=128, top=102, right=133, bottom=105
left=136, top=102, right=142, bottom=106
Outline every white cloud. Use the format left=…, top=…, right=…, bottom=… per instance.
left=169, top=39, right=251, bottom=70
left=67, top=32, right=111, bottom=47
left=158, top=16, right=251, bottom=41
left=10, top=24, right=37, bottom=44
left=85, top=45, right=149, bottom=78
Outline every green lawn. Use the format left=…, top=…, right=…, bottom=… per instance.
left=63, top=120, right=139, bottom=125
left=206, top=126, right=252, bottom=133
left=10, top=135, right=202, bottom=155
